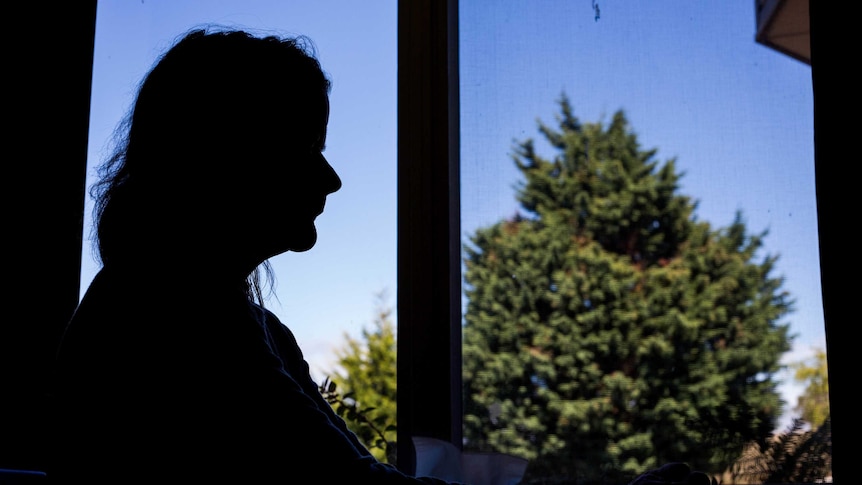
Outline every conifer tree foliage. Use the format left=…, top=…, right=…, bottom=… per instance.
left=461, top=96, right=793, bottom=482
left=330, top=290, right=398, bottom=463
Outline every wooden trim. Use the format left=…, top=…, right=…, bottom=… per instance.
left=396, top=0, right=462, bottom=474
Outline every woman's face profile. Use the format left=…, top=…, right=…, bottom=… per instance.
left=251, top=95, right=342, bottom=257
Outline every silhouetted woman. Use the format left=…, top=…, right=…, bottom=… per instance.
left=49, top=27, right=462, bottom=484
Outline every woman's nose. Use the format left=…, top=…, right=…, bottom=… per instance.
left=322, top=156, right=342, bottom=194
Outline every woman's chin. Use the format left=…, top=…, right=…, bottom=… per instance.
left=286, top=230, right=318, bottom=253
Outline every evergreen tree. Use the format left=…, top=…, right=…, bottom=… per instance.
left=329, top=290, right=398, bottom=463
left=462, top=96, right=793, bottom=482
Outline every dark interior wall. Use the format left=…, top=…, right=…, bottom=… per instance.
left=809, top=2, right=848, bottom=482
left=2, top=1, right=97, bottom=471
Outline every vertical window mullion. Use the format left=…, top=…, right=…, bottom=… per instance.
left=396, top=0, right=462, bottom=475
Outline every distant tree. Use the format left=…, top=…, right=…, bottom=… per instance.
left=792, top=347, right=830, bottom=428
left=325, top=290, right=397, bottom=463
left=461, top=95, right=794, bottom=483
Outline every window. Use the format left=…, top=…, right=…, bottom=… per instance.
left=398, top=1, right=840, bottom=483
left=457, top=2, right=827, bottom=483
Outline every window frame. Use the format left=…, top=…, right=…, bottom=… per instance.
left=396, top=0, right=462, bottom=473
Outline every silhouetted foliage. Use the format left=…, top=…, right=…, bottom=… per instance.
left=722, top=417, right=831, bottom=484
left=319, top=376, right=397, bottom=464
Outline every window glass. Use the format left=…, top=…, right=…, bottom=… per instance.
left=460, top=2, right=828, bottom=483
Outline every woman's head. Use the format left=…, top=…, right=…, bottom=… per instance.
left=92, top=27, right=341, bottom=285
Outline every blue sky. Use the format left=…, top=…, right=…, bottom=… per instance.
left=83, top=1, right=821, bottom=432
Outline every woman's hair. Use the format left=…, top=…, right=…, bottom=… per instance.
left=90, top=27, right=331, bottom=301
